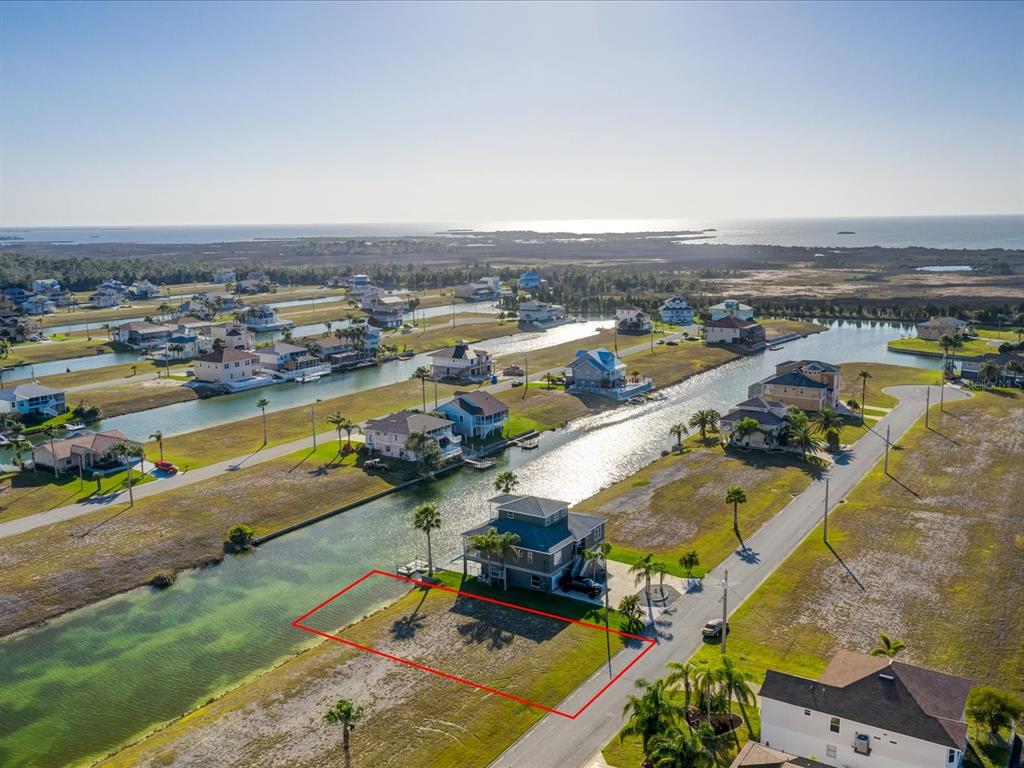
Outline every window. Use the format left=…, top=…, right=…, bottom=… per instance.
left=803, top=709, right=811, bottom=716
left=948, top=749, right=956, bottom=764
left=525, top=551, right=533, bottom=564
left=829, top=717, right=840, bottom=733
left=825, top=745, right=837, bottom=759
left=553, top=550, right=562, bottom=566
left=530, top=575, right=541, bottom=588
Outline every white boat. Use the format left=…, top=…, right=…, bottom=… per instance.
left=627, top=395, right=647, bottom=405
left=64, top=422, right=86, bottom=432
left=295, top=374, right=323, bottom=384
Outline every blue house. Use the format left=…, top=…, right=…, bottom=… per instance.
left=436, top=391, right=509, bottom=439
left=462, top=495, right=606, bottom=592
left=565, top=347, right=652, bottom=401
left=517, top=271, right=543, bottom=290
left=0, top=383, right=67, bottom=419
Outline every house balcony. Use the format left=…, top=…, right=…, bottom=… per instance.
left=567, top=377, right=652, bottom=401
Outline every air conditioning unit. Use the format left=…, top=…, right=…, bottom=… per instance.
left=854, top=732, right=872, bottom=755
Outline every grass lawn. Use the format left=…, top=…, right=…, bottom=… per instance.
left=9, top=359, right=189, bottom=390
left=622, top=341, right=737, bottom=388
left=496, top=387, right=596, bottom=431
left=4, top=336, right=118, bottom=366
left=974, top=328, right=1023, bottom=343
left=888, top=336, right=995, bottom=358
left=689, top=389, right=1023, bottom=696
left=0, top=442, right=407, bottom=636
left=0, top=466, right=153, bottom=523
left=574, top=438, right=817, bottom=578
left=95, top=572, right=629, bottom=768
left=77, top=379, right=198, bottom=418
left=760, top=318, right=826, bottom=338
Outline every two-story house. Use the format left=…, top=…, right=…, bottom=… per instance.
left=90, top=284, right=123, bottom=308
left=915, top=316, right=971, bottom=341
left=0, top=383, right=67, bottom=419
left=565, top=347, right=652, bottom=401
left=128, top=279, right=161, bottom=299
left=748, top=360, right=840, bottom=412
left=348, top=274, right=376, bottom=295
left=718, top=397, right=791, bottom=451
left=32, top=279, right=61, bottom=294
left=710, top=299, right=754, bottom=321
left=517, top=300, right=567, bottom=326
left=192, top=347, right=261, bottom=385
left=209, top=322, right=255, bottom=351
left=430, top=342, right=493, bottom=382
left=461, top=495, right=606, bottom=592
left=368, top=295, right=408, bottom=328
left=454, top=276, right=501, bottom=301
left=20, top=295, right=56, bottom=315
left=256, top=342, right=329, bottom=378
left=759, top=650, right=972, bottom=768
left=517, top=271, right=544, bottom=290
left=436, top=391, right=509, bottom=440
left=363, top=411, right=462, bottom=463
left=704, top=316, right=765, bottom=346
left=115, top=321, right=175, bottom=349
left=659, top=295, right=695, bottom=325
left=616, top=306, right=652, bottom=334
left=240, top=306, right=293, bottom=332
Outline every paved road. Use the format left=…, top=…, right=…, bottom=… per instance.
left=0, top=333, right=680, bottom=541
left=491, top=383, right=968, bottom=768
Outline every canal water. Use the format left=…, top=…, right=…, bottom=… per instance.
left=0, top=321, right=938, bottom=767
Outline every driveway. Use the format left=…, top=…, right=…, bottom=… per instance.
left=490, top=384, right=968, bottom=768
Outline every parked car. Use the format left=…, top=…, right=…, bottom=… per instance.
left=154, top=460, right=178, bottom=474
left=559, top=573, right=601, bottom=598
left=666, top=340, right=679, bottom=346
left=701, top=618, right=729, bottom=638
left=363, top=458, right=386, bottom=470
left=510, top=380, right=523, bottom=387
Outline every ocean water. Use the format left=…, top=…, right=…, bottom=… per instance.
left=1, top=215, right=1021, bottom=249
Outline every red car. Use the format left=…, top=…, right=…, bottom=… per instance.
left=154, top=460, right=178, bottom=474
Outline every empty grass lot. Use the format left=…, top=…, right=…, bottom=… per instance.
left=888, top=335, right=996, bottom=358
left=4, top=336, right=118, bottom=365
left=95, top=573, right=629, bottom=768
left=574, top=438, right=817, bottom=577
left=836, top=361, right=942, bottom=443
left=760, top=318, right=827, bottom=338
left=0, top=466, right=152, bottom=524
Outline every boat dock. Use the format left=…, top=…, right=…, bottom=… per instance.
left=462, top=457, right=496, bottom=470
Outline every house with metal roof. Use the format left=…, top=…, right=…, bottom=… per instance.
left=565, top=347, right=652, bottom=401
left=436, top=391, right=509, bottom=439
left=759, top=649, right=972, bottom=768
left=461, top=495, right=606, bottom=592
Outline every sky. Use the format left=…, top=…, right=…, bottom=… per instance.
left=1, top=0, right=1022, bottom=226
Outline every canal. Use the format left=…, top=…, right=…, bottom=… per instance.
left=0, top=321, right=938, bottom=767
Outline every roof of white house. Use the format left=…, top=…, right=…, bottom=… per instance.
left=117, top=321, right=174, bottom=333
left=194, top=348, right=258, bottom=364
left=0, top=383, right=65, bottom=401
left=660, top=295, right=691, bottom=308
left=705, top=316, right=759, bottom=329
left=760, top=650, right=972, bottom=750
left=260, top=342, right=305, bottom=355
left=364, top=411, right=453, bottom=436
left=711, top=299, right=752, bottom=310
left=37, top=429, right=137, bottom=461
left=431, top=342, right=487, bottom=360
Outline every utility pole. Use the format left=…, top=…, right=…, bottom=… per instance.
left=925, top=387, right=930, bottom=429
left=823, top=477, right=829, bottom=543
left=522, top=351, right=528, bottom=399
left=940, top=377, right=945, bottom=413
left=884, top=424, right=891, bottom=474
left=311, top=398, right=322, bottom=449
left=720, top=569, right=729, bottom=655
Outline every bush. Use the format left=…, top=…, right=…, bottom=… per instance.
left=225, top=523, right=255, bottom=551
left=151, top=571, right=176, bottom=588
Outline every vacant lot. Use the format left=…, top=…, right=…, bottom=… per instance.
left=621, top=340, right=737, bottom=388
left=5, top=336, right=118, bottom=365
left=79, top=378, right=197, bottom=417
left=889, top=336, right=995, bottom=358
left=691, top=389, right=1024, bottom=696
left=0, top=444, right=403, bottom=636
left=96, top=574, right=629, bottom=768
left=576, top=440, right=816, bottom=577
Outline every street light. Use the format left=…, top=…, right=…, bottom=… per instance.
left=311, top=398, right=322, bottom=449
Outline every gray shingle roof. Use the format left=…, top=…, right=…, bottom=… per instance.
left=764, top=371, right=828, bottom=389
left=720, top=408, right=786, bottom=427
left=497, top=495, right=570, bottom=518
left=364, top=411, right=453, bottom=436
left=449, top=391, right=509, bottom=417
left=462, top=511, right=603, bottom=554
left=0, top=383, right=64, bottom=401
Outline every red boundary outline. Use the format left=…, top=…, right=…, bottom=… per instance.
left=291, top=569, right=657, bottom=719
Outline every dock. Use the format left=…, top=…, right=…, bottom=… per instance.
left=463, top=457, right=496, bottom=470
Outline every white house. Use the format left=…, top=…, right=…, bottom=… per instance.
left=214, top=269, right=236, bottom=284
left=115, top=321, right=175, bottom=349
left=20, top=296, right=56, bottom=315
left=0, top=383, right=67, bottom=419
left=368, top=295, right=408, bottom=328
left=363, top=411, right=462, bottom=463
left=209, top=322, right=255, bottom=350
left=704, top=316, right=765, bottom=346
left=192, top=347, right=260, bottom=385
left=454, top=276, right=501, bottom=301
left=429, top=342, right=493, bottom=382
left=565, top=348, right=651, bottom=401
left=718, top=397, right=791, bottom=451
left=240, top=306, right=292, bottom=332
left=436, top=391, right=509, bottom=439
left=348, top=274, right=376, bottom=295
left=32, top=279, right=61, bottom=294
left=659, top=295, right=695, bottom=325
left=128, top=279, right=160, bottom=299
left=710, top=299, right=754, bottom=321
left=616, top=306, right=652, bottom=333
left=31, top=429, right=140, bottom=474
left=759, top=650, right=972, bottom=768
left=90, top=286, right=123, bottom=308
left=518, top=301, right=567, bottom=325
left=915, top=317, right=972, bottom=341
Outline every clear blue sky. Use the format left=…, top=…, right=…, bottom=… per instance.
left=1, top=0, right=1021, bottom=225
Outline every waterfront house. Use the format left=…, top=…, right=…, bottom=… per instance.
left=461, top=495, right=606, bottom=592
left=748, top=360, right=841, bottom=412
left=454, top=276, right=501, bottom=301
left=209, top=322, right=255, bottom=351
left=32, top=279, right=61, bottom=294
left=20, top=295, right=56, bottom=315
left=719, top=397, right=791, bottom=450
left=363, top=411, right=462, bottom=463
left=256, top=342, right=329, bottom=378
left=517, top=271, right=544, bottom=290
left=704, top=316, right=765, bottom=346
left=128, top=279, right=160, bottom=299
left=193, top=347, right=261, bottom=385
left=915, top=316, right=972, bottom=341
left=710, top=299, right=754, bottom=321
left=565, top=347, right=652, bottom=401
left=616, top=306, right=652, bottom=334
left=437, top=391, right=509, bottom=440
left=959, top=352, right=1024, bottom=388
left=214, top=269, right=236, bottom=284
left=659, top=295, right=695, bottom=325
left=4, top=287, right=33, bottom=304
left=240, top=305, right=292, bottom=332
left=349, top=274, right=377, bottom=295
left=358, top=286, right=385, bottom=309
left=0, top=383, right=67, bottom=419
left=31, top=429, right=142, bottom=474
left=759, top=649, right=971, bottom=768
left=115, top=321, right=175, bottom=349
left=90, top=285, right=123, bottom=308
left=368, top=295, right=408, bottom=328
left=158, top=327, right=212, bottom=359
left=517, top=300, right=566, bottom=325
left=430, top=342, right=494, bottom=382
left=0, top=314, right=40, bottom=343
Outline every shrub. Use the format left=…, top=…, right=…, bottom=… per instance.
left=225, top=524, right=255, bottom=551
left=151, top=571, right=176, bottom=588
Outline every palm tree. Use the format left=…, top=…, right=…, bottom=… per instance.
left=338, top=418, right=358, bottom=449
left=669, top=422, right=688, bottom=451
left=857, top=369, right=872, bottom=423
left=326, top=411, right=347, bottom=451
left=870, top=631, right=906, bottom=658
left=688, top=408, right=720, bottom=441
left=256, top=398, right=270, bottom=444
left=666, top=660, right=696, bottom=710
left=467, top=527, right=521, bottom=589
left=323, top=698, right=365, bottom=768
left=813, top=406, right=844, bottom=450
left=788, top=422, right=823, bottom=461
left=646, top=724, right=713, bottom=768
left=629, top=553, right=657, bottom=619
left=620, top=678, right=674, bottom=752
left=618, top=593, right=643, bottom=633
left=692, top=665, right=723, bottom=721
left=412, top=502, right=442, bottom=576
left=585, top=540, right=613, bottom=618
left=720, top=656, right=756, bottom=733
left=149, top=430, right=164, bottom=461
left=493, top=470, right=519, bottom=494
left=652, top=561, right=669, bottom=598
left=42, top=425, right=63, bottom=478
left=979, top=359, right=1002, bottom=386
left=11, top=435, right=32, bottom=471
left=678, top=550, right=699, bottom=580
left=111, top=441, right=142, bottom=506
left=725, top=485, right=746, bottom=535
left=412, top=366, right=431, bottom=411
left=732, top=416, right=761, bottom=447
